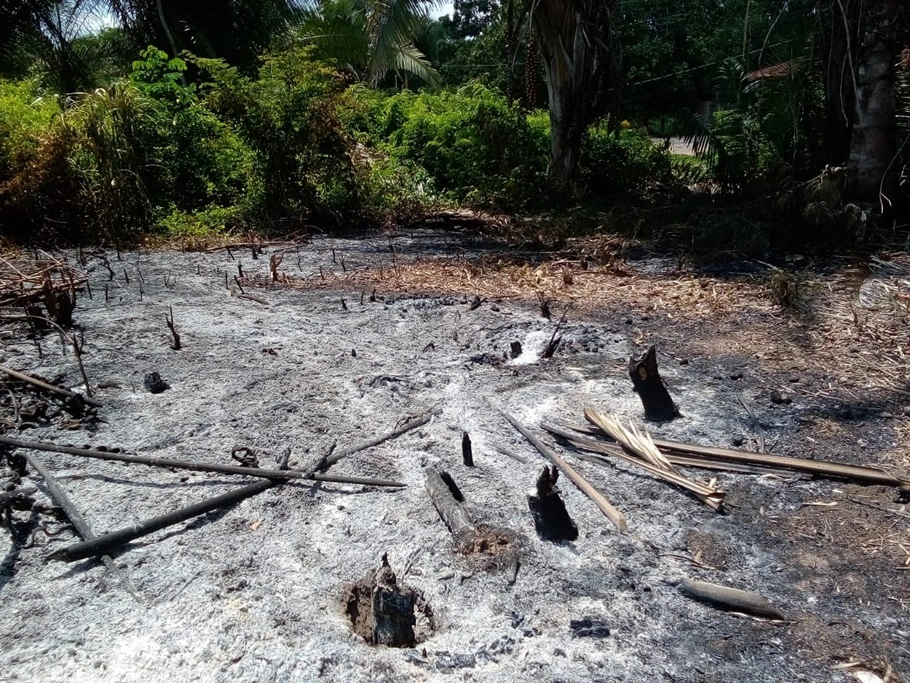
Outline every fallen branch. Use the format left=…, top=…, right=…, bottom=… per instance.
left=497, top=408, right=627, bottom=532
left=0, top=362, right=102, bottom=408
left=675, top=578, right=786, bottom=620
left=0, top=435, right=405, bottom=488
left=317, top=409, right=439, bottom=472
left=25, top=453, right=144, bottom=602
left=46, top=479, right=277, bottom=563
left=568, top=422, right=908, bottom=487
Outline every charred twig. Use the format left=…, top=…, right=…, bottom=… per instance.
left=0, top=435, right=405, bottom=487
left=542, top=303, right=572, bottom=359
left=497, top=408, right=627, bottom=532
left=0, top=314, right=94, bottom=397
left=24, top=453, right=144, bottom=602
left=0, top=363, right=101, bottom=408
left=317, top=409, right=439, bottom=472
left=47, top=479, right=278, bottom=563
left=165, top=306, right=181, bottom=350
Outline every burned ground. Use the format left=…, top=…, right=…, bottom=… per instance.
left=0, top=229, right=908, bottom=683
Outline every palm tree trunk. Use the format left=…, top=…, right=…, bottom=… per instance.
left=532, top=0, right=620, bottom=191
left=847, top=0, right=900, bottom=204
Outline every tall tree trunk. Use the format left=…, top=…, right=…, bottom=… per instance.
left=532, top=0, right=620, bottom=191
left=847, top=0, right=900, bottom=205
left=819, top=0, right=859, bottom=165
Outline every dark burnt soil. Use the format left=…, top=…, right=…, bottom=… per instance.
left=0, top=228, right=907, bottom=683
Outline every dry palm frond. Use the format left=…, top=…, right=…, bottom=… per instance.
left=583, top=407, right=724, bottom=510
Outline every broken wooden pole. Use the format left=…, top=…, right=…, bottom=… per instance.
left=424, top=467, right=475, bottom=547
left=629, top=345, right=678, bottom=421
left=25, top=453, right=144, bottom=602
left=675, top=578, right=785, bottom=620
left=497, top=408, right=627, bottom=532
left=46, top=479, right=277, bottom=563
left=0, top=435, right=405, bottom=487
left=0, top=363, right=102, bottom=408
left=462, top=432, right=474, bottom=467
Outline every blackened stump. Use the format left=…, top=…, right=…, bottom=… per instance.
left=629, top=345, right=678, bottom=422
left=528, top=466, right=578, bottom=541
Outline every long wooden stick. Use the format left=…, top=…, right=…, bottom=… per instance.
left=0, top=436, right=404, bottom=488
left=498, top=409, right=627, bottom=532
left=46, top=479, right=276, bottom=563
left=318, top=409, right=439, bottom=471
left=570, top=421, right=908, bottom=487
left=25, top=453, right=144, bottom=602
left=0, top=363, right=102, bottom=408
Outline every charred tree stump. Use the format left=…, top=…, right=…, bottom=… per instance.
left=629, top=345, right=678, bottom=422
left=346, top=554, right=422, bottom=647
left=528, top=466, right=578, bottom=541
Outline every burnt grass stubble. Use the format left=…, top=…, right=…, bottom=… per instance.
left=0, top=230, right=907, bottom=682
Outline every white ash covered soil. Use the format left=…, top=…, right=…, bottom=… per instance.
left=0, top=232, right=908, bottom=683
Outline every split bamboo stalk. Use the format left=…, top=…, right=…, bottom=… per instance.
left=571, top=419, right=908, bottom=487
left=0, top=363, right=102, bottom=408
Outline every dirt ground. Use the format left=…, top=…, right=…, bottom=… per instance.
left=1, top=227, right=908, bottom=683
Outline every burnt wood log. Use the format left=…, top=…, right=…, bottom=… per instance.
left=629, top=346, right=678, bottom=421
left=462, top=432, right=474, bottom=467
left=424, top=467, right=475, bottom=547
left=676, top=579, right=785, bottom=620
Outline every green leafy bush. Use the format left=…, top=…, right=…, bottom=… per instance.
left=348, top=83, right=550, bottom=209
left=197, top=47, right=359, bottom=226
left=578, top=126, right=672, bottom=196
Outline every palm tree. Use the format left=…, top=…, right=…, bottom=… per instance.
left=526, top=0, right=621, bottom=190
left=294, top=0, right=440, bottom=85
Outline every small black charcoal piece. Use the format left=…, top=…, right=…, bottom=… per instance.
left=570, top=618, right=610, bottom=638
left=510, top=341, right=522, bottom=359
left=144, top=372, right=169, bottom=394
left=462, top=432, right=474, bottom=467
left=528, top=466, right=578, bottom=542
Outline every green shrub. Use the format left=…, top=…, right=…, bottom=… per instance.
left=578, top=126, right=672, bottom=196
left=347, top=83, right=550, bottom=209
left=196, top=47, right=360, bottom=227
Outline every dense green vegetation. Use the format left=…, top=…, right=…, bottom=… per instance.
left=0, top=0, right=907, bottom=252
